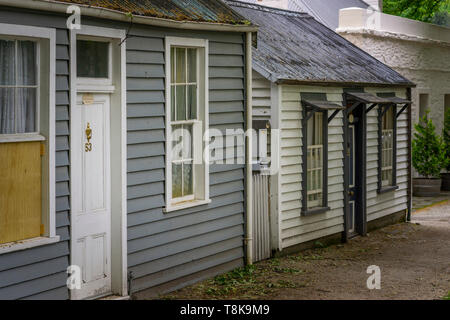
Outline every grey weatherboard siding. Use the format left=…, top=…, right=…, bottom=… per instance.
left=123, top=25, right=246, bottom=294
left=0, top=7, right=247, bottom=298
left=0, top=8, right=71, bottom=300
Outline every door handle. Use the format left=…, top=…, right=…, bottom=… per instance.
left=85, top=123, right=93, bottom=152
left=348, top=191, right=355, bottom=197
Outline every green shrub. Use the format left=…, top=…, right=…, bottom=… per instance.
left=412, top=111, right=448, bottom=178
left=443, top=108, right=450, bottom=171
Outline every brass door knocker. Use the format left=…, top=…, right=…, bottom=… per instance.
left=85, top=123, right=93, bottom=152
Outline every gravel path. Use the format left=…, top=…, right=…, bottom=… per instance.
left=157, top=201, right=450, bottom=300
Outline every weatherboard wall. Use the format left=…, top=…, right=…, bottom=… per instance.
left=365, top=87, right=409, bottom=222
left=278, top=85, right=345, bottom=250
left=111, top=22, right=247, bottom=294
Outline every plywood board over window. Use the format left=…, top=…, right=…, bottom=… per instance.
left=0, top=141, right=42, bottom=244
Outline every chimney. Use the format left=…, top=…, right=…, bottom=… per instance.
left=365, top=0, right=383, bottom=11
left=256, top=0, right=290, bottom=10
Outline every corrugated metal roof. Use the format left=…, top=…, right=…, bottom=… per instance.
left=54, top=0, right=251, bottom=25
left=227, top=0, right=414, bottom=87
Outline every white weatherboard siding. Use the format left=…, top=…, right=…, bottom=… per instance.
left=252, top=71, right=271, bottom=121
left=279, top=85, right=345, bottom=249
left=365, top=87, right=409, bottom=221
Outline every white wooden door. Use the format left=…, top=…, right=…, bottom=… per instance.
left=71, top=93, right=111, bottom=299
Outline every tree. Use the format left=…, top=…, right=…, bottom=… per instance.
left=412, top=111, right=448, bottom=178
left=383, top=0, right=450, bottom=25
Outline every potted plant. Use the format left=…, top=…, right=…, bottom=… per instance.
left=442, top=108, right=450, bottom=191
left=412, top=111, right=448, bottom=197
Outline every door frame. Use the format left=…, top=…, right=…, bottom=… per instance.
left=343, top=94, right=367, bottom=241
left=69, top=26, right=127, bottom=299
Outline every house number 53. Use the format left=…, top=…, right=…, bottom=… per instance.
left=85, top=123, right=93, bottom=152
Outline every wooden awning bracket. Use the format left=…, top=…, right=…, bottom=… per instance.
left=365, top=103, right=377, bottom=114
left=328, top=109, right=341, bottom=123
left=396, top=103, right=410, bottom=119
left=381, top=103, right=395, bottom=117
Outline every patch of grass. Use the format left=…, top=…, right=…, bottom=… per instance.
left=272, top=267, right=303, bottom=274
left=314, top=241, right=326, bottom=248
left=443, top=291, right=450, bottom=300
left=266, top=280, right=304, bottom=289
left=269, top=258, right=281, bottom=266
left=202, top=265, right=263, bottom=298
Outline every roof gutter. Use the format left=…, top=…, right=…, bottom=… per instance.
left=0, top=0, right=258, bottom=32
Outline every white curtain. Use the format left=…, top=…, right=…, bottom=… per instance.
left=0, top=40, right=36, bottom=134
left=0, top=40, right=15, bottom=134
left=17, top=41, right=37, bottom=133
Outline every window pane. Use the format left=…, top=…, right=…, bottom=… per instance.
left=16, top=88, right=37, bottom=133
left=171, top=124, right=183, bottom=161
left=183, top=162, right=193, bottom=197
left=187, top=48, right=197, bottom=83
left=0, top=40, right=15, bottom=85
left=187, top=84, right=197, bottom=120
left=175, top=48, right=186, bottom=83
left=175, top=85, right=186, bottom=121
left=77, top=40, right=109, bottom=78
left=171, top=47, right=176, bottom=84
left=171, top=85, right=176, bottom=121
left=172, top=163, right=183, bottom=198
left=183, top=124, right=193, bottom=160
left=17, top=41, right=37, bottom=86
left=0, top=88, right=15, bottom=134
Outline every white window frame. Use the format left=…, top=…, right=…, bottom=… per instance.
left=0, top=23, right=58, bottom=254
left=165, top=37, right=210, bottom=212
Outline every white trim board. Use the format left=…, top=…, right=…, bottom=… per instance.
left=69, top=25, right=128, bottom=299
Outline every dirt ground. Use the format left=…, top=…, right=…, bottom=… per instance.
left=159, top=201, right=450, bottom=300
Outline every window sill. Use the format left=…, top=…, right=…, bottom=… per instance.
left=0, top=236, right=60, bottom=255
left=0, top=134, right=46, bottom=144
left=377, top=186, right=399, bottom=194
left=164, top=199, right=212, bottom=213
left=302, top=207, right=331, bottom=216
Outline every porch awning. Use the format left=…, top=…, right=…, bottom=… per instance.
left=301, top=99, right=345, bottom=123
left=345, top=92, right=411, bottom=105
left=301, top=99, right=346, bottom=110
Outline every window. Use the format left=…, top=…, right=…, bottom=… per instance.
left=0, top=23, right=57, bottom=254
left=419, top=93, right=429, bottom=121
left=165, top=37, right=209, bottom=212
left=307, top=112, right=324, bottom=209
left=377, top=92, right=398, bottom=193
left=301, top=93, right=330, bottom=215
left=0, top=39, right=38, bottom=134
left=381, top=106, right=394, bottom=187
